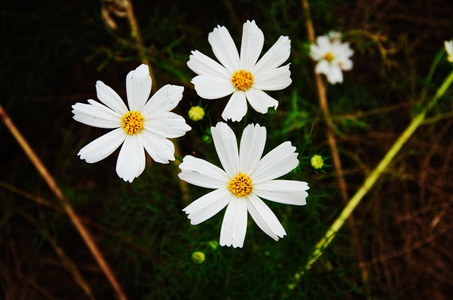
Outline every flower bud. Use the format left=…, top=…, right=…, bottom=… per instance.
left=208, top=240, right=219, bottom=250
left=191, top=251, right=205, bottom=264
left=310, top=155, right=324, bottom=169
left=188, top=106, right=205, bottom=121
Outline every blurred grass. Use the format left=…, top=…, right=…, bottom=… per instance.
left=1, top=0, right=453, bottom=299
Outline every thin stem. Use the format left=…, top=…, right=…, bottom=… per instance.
left=302, top=0, right=349, bottom=211
left=300, top=68, right=453, bottom=275
left=122, top=0, right=191, bottom=209
left=43, top=223, right=96, bottom=300
left=0, top=105, right=127, bottom=300
left=124, top=0, right=156, bottom=90
left=315, top=73, right=350, bottom=202
left=422, top=110, right=453, bottom=125
left=301, top=0, right=368, bottom=283
left=222, top=0, right=241, bottom=31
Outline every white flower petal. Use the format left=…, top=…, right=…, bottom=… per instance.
left=221, top=91, right=248, bottom=122
left=219, top=196, right=248, bottom=248
left=239, top=124, right=266, bottom=175
left=252, top=141, right=299, bottom=184
left=211, top=122, right=240, bottom=177
left=315, top=60, right=331, bottom=75
left=316, top=36, right=331, bottom=52
left=246, top=193, right=286, bottom=241
left=338, top=58, right=353, bottom=71
left=240, top=20, right=264, bottom=70
left=445, top=40, right=453, bottom=61
left=245, top=88, right=278, bottom=114
left=445, top=40, right=453, bottom=55
left=187, top=50, right=231, bottom=79
left=309, top=44, right=324, bottom=60
left=208, top=25, right=240, bottom=72
left=335, top=42, right=354, bottom=58
left=178, top=155, right=230, bottom=189
left=95, top=81, right=128, bottom=115
left=116, top=134, right=146, bottom=183
left=252, top=36, right=291, bottom=75
left=183, top=188, right=232, bottom=225
left=86, top=99, right=122, bottom=116
left=140, top=130, right=175, bottom=164
left=126, top=64, right=152, bottom=111
left=72, top=101, right=121, bottom=129
left=252, top=65, right=292, bottom=91
left=326, top=65, right=343, bottom=84
left=78, top=128, right=126, bottom=163
left=141, top=84, right=184, bottom=117
left=144, top=112, right=191, bottom=138
left=191, top=75, right=235, bottom=99
left=253, top=180, right=309, bottom=206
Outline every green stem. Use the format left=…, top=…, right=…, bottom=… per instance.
left=300, top=68, right=453, bottom=275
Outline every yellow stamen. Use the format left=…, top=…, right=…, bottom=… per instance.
left=323, top=52, right=334, bottom=62
left=121, top=111, right=144, bottom=135
left=231, top=70, right=254, bottom=91
left=227, top=173, right=253, bottom=197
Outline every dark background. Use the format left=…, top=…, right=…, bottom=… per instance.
left=1, top=0, right=453, bottom=299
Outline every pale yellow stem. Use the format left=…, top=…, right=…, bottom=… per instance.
left=300, top=69, right=453, bottom=276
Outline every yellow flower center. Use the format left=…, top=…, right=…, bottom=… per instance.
left=227, top=173, right=253, bottom=197
left=121, top=111, right=144, bottom=135
left=323, top=52, right=334, bottom=62
left=231, top=70, right=254, bottom=91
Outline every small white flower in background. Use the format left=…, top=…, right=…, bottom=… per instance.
left=309, top=32, right=354, bottom=84
left=72, top=64, right=191, bottom=183
left=179, top=122, right=309, bottom=248
left=445, top=40, right=453, bottom=62
left=187, top=20, right=292, bottom=122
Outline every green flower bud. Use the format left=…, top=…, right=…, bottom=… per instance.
left=191, top=251, right=205, bottom=264
left=188, top=106, right=205, bottom=121
left=310, top=155, right=324, bottom=169
left=208, top=240, right=219, bottom=250
left=203, top=134, right=211, bottom=142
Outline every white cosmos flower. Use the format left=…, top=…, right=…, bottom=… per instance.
left=72, top=64, right=191, bottom=183
left=187, top=20, right=292, bottom=122
left=309, top=32, right=354, bottom=84
left=179, top=122, right=309, bottom=248
left=445, top=40, right=453, bottom=62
